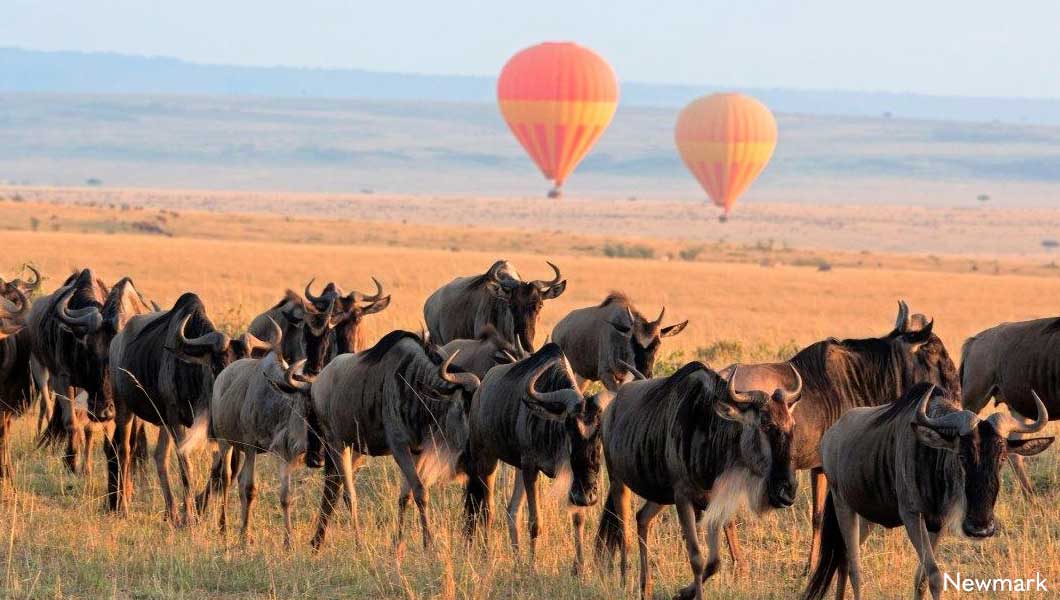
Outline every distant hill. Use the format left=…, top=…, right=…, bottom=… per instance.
left=4, top=47, right=1060, bottom=125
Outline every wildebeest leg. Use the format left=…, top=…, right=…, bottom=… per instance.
left=571, top=510, right=586, bottom=576
left=396, top=477, right=412, bottom=547
left=341, top=447, right=364, bottom=532
left=196, top=447, right=223, bottom=516
left=506, top=472, right=525, bottom=551
left=392, top=442, right=433, bottom=549
left=310, top=446, right=345, bottom=550
left=82, top=420, right=96, bottom=477
left=674, top=499, right=710, bottom=600
left=635, top=500, right=664, bottom=600
left=522, top=468, right=541, bottom=565
left=32, top=359, right=51, bottom=436
left=170, top=424, right=197, bottom=526
left=209, top=442, right=234, bottom=533
left=0, top=414, right=10, bottom=481
left=806, top=467, right=828, bottom=573
left=279, top=460, right=295, bottom=549
left=595, top=476, right=630, bottom=579
left=1009, top=452, right=1035, bottom=498
left=237, top=450, right=257, bottom=543
left=105, top=407, right=134, bottom=513
left=154, top=427, right=179, bottom=524
left=912, top=531, right=940, bottom=599
left=902, top=511, right=942, bottom=600
left=62, top=384, right=82, bottom=474
left=723, top=522, right=742, bottom=573
left=831, top=494, right=864, bottom=600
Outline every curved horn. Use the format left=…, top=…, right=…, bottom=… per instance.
left=241, top=330, right=273, bottom=357
left=347, top=276, right=385, bottom=303
left=176, top=315, right=230, bottom=354
left=914, top=384, right=941, bottom=427
left=304, top=278, right=327, bottom=309
left=20, top=265, right=41, bottom=291
left=895, top=300, right=910, bottom=332
left=726, top=365, right=754, bottom=404
left=653, top=306, right=666, bottom=327
left=998, top=390, right=1051, bottom=436
left=777, top=364, right=804, bottom=405
left=439, top=349, right=481, bottom=391
left=526, top=359, right=582, bottom=414
left=150, top=300, right=162, bottom=312
left=533, top=261, right=563, bottom=291
left=0, top=287, right=29, bottom=320
left=56, top=287, right=103, bottom=334
left=616, top=360, right=646, bottom=381
left=0, top=320, right=23, bottom=339
left=285, top=359, right=312, bottom=391
left=914, top=385, right=977, bottom=435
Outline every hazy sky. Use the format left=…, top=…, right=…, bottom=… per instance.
left=3, top=0, right=1057, bottom=98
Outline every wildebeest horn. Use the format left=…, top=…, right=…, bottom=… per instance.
left=438, top=349, right=481, bottom=391
left=895, top=300, right=910, bottom=332
left=526, top=359, right=582, bottom=417
left=653, top=306, right=666, bottom=327
left=776, top=364, right=804, bottom=405
left=304, top=278, right=329, bottom=309
left=56, top=287, right=103, bottom=334
left=989, top=390, right=1049, bottom=437
left=532, top=261, right=563, bottom=291
left=176, top=315, right=230, bottom=354
left=241, top=330, right=273, bottom=357
left=18, top=265, right=41, bottom=291
left=915, top=385, right=978, bottom=435
left=0, top=286, right=29, bottom=320
left=150, top=300, right=162, bottom=312
left=0, top=319, right=23, bottom=339
left=616, top=360, right=646, bottom=380
left=285, top=359, right=313, bottom=391
left=726, top=365, right=755, bottom=404
left=347, top=277, right=385, bottom=303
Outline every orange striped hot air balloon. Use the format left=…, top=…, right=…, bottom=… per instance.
left=497, top=42, right=618, bottom=198
left=674, top=93, right=777, bottom=220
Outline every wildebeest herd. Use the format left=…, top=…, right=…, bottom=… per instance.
left=0, top=260, right=1055, bottom=599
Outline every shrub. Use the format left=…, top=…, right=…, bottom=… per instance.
left=602, top=243, right=654, bottom=259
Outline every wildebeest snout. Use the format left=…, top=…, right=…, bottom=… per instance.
left=768, top=476, right=797, bottom=508
left=568, top=483, right=599, bottom=507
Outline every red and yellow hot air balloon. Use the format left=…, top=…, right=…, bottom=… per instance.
left=498, top=42, right=618, bottom=198
left=674, top=93, right=777, bottom=220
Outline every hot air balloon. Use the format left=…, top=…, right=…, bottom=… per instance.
left=674, top=93, right=777, bottom=221
left=497, top=42, right=618, bottom=198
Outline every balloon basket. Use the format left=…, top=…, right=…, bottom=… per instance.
left=718, top=213, right=729, bottom=223
left=547, top=187, right=562, bottom=199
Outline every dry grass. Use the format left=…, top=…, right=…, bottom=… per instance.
left=0, top=198, right=1059, bottom=598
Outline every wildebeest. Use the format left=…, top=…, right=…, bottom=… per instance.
left=440, top=325, right=524, bottom=380
left=803, top=384, right=1053, bottom=600
left=553, top=292, right=688, bottom=391
left=27, top=269, right=114, bottom=473
left=308, top=330, right=480, bottom=549
left=960, top=317, right=1060, bottom=496
left=248, top=277, right=390, bottom=363
left=423, top=260, right=565, bottom=351
left=464, top=343, right=610, bottom=573
left=193, top=334, right=315, bottom=547
left=108, top=292, right=271, bottom=521
left=596, top=361, right=802, bottom=600
left=0, top=285, right=32, bottom=480
left=720, top=301, right=958, bottom=570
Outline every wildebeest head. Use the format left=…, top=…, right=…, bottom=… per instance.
left=0, top=285, right=29, bottom=339
left=57, top=276, right=154, bottom=362
left=171, top=312, right=272, bottom=375
left=889, top=300, right=960, bottom=395
left=304, top=277, right=391, bottom=356
left=485, top=261, right=566, bottom=352
left=910, top=384, right=1053, bottom=538
left=0, top=265, right=41, bottom=301
left=717, top=365, right=803, bottom=508
left=607, top=301, right=689, bottom=378
left=522, top=349, right=609, bottom=507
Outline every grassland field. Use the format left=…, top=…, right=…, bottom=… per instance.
left=0, top=188, right=1058, bottom=599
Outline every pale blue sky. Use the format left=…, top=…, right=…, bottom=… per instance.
left=3, top=0, right=1057, bottom=98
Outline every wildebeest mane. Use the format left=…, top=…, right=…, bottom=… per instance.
left=505, top=343, right=565, bottom=382
left=360, top=330, right=428, bottom=366
left=270, top=290, right=302, bottom=311
left=101, top=277, right=150, bottom=330
left=789, top=336, right=901, bottom=409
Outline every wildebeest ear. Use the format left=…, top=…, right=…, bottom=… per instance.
left=899, top=319, right=934, bottom=349
left=661, top=320, right=689, bottom=338
left=1007, top=436, right=1054, bottom=456
left=910, top=423, right=958, bottom=451
left=542, top=280, right=567, bottom=300
left=713, top=398, right=756, bottom=425
left=360, top=295, right=391, bottom=315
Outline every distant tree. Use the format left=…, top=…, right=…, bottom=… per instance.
left=29, top=217, right=39, bottom=231
left=1042, top=239, right=1059, bottom=250
left=86, top=177, right=103, bottom=186
left=977, top=194, right=990, bottom=203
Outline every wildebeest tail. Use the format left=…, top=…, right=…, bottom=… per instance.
left=802, top=492, right=847, bottom=600
left=36, top=397, right=71, bottom=452
left=958, top=335, right=977, bottom=390
left=130, top=419, right=150, bottom=473
left=304, top=399, right=325, bottom=469
left=463, top=471, right=491, bottom=538
left=177, top=408, right=211, bottom=456
left=594, top=489, right=626, bottom=563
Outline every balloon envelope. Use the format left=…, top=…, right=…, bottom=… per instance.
left=498, top=42, right=618, bottom=196
left=674, top=93, right=777, bottom=215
